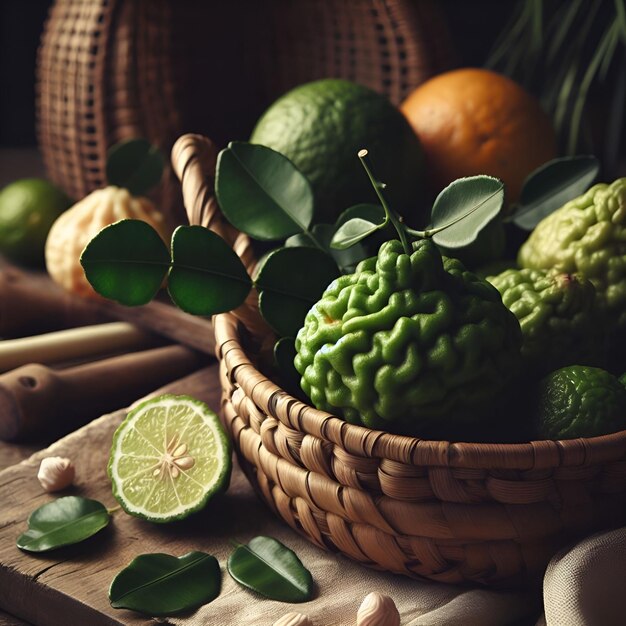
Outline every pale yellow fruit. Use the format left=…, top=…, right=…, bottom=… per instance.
left=45, top=186, right=170, bottom=298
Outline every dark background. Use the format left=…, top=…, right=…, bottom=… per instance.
left=0, top=0, right=513, bottom=148
left=0, top=0, right=51, bottom=146
left=1, top=0, right=623, bottom=178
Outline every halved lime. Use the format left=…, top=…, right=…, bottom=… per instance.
left=108, top=394, right=231, bottom=523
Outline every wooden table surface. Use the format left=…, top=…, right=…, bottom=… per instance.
left=0, top=442, right=37, bottom=626
left=0, top=147, right=220, bottom=625
left=0, top=366, right=222, bottom=626
left=0, top=145, right=55, bottom=625
left=0, top=442, right=34, bottom=626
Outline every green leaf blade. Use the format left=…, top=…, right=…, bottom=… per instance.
left=255, top=247, right=339, bottom=337
left=335, top=203, right=386, bottom=228
left=106, top=139, right=165, bottom=197
left=17, top=496, right=110, bottom=552
left=331, top=217, right=382, bottom=249
left=430, top=176, right=504, bottom=248
left=168, top=226, right=252, bottom=315
left=109, top=552, right=220, bottom=616
left=227, top=536, right=313, bottom=603
left=215, top=142, right=314, bottom=241
left=512, top=155, right=600, bottom=230
left=286, top=224, right=370, bottom=274
left=80, top=219, right=170, bottom=306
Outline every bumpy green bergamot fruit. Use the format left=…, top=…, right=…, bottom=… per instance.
left=295, top=239, right=522, bottom=437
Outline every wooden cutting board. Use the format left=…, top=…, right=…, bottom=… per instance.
left=0, top=366, right=225, bottom=626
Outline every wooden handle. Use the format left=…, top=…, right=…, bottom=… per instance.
left=0, top=322, right=166, bottom=373
left=0, top=344, right=206, bottom=442
left=93, top=299, right=217, bottom=355
left=171, top=134, right=271, bottom=339
left=0, top=264, right=110, bottom=337
left=0, top=259, right=218, bottom=355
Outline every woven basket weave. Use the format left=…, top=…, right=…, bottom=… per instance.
left=171, top=134, right=626, bottom=588
left=36, top=0, right=452, bottom=220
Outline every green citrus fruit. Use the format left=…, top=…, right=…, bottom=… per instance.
left=0, top=178, right=70, bottom=266
left=295, top=238, right=522, bottom=437
left=108, top=394, right=231, bottom=523
left=250, top=79, right=425, bottom=223
left=537, top=366, right=626, bottom=439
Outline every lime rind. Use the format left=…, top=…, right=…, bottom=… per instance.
left=108, top=394, right=231, bottom=523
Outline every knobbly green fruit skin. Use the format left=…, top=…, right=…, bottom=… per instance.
left=488, top=268, right=604, bottom=375
left=537, top=366, right=626, bottom=439
left=518, top=178, right=626, bottom=329
left=294, top=239, right=522, bottom=437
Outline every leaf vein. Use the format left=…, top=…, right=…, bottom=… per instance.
left=111, top=553, right=214, bottom=604
left=230, top=150, right=309, bottom=233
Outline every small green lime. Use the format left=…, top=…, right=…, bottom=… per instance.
left=0, top=178, right=70, bottom=266
left=108, top=394, right=231, bottom=523
left=250, top=79, right=425, bottom=223
left=537, top=366, right=626, bottom=439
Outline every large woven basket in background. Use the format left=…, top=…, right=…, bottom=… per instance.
left=172, top=133, right=626, bottom=588
left=36, top=0, right=452, bottom=222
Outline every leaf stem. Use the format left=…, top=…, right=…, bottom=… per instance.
left=107, top=505, right=122, bottom=515
left=404, top=226, right=429, bottom=238
left=357, top=149, right=411, bottom=255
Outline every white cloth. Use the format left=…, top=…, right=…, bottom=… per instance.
left=165, top=467, right=539, bottom=626
left=542, top=528, right=626, bottom=626
left=164, top=462, right=625, bottom=625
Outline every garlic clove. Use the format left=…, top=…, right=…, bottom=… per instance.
left=272, top=612, right=313, bottom=626
left=357, top=592, right=400, bottom=626
left=37, top=456, right=75, bottom=492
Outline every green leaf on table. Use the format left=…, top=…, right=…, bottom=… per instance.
left=512, top=156, right=600, bottom=230
left=106, top=138, right=165, bottom=197
left=109, top=552, right=220, bottom=616
left=215, top=142, right=313, bottom=241
left=17, top=496, right=110, bottom=552
left=80, top=219, right=170, bottom=306
left=168, top=225, right=252, bottom=315
left=227, top=536, right=313, bottom=603
left=254, top=247, right=339, bottom=337
left=429, top=176, right=504, bottom=248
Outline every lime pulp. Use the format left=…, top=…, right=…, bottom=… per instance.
left=108, top=394, right=231, bottom=523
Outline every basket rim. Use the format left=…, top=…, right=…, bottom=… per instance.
left=215, top=311, right=626, bottom=470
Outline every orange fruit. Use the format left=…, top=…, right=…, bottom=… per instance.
left=401, top=68, right=557, bottom=204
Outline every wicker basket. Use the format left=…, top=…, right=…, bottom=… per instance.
left=36, top=0, right=452, bottom=222
left=171, top=133, right=626, bottom=588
